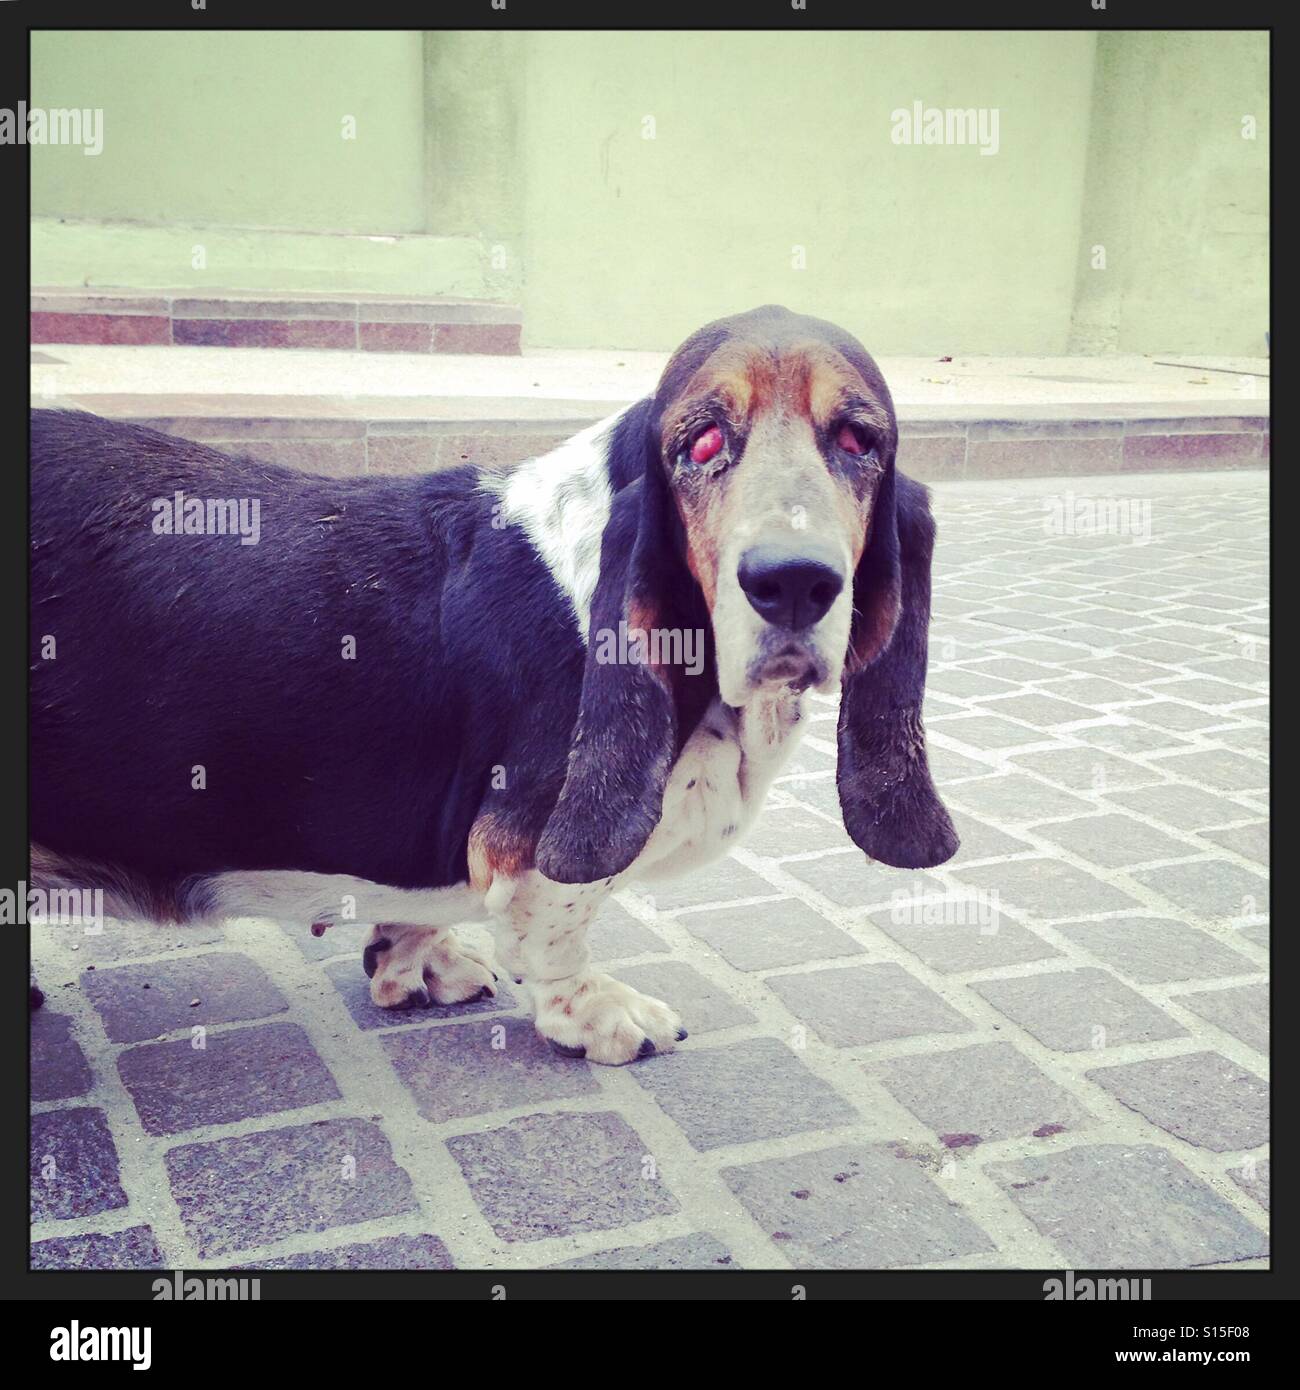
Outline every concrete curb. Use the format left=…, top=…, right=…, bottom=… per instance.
left=44, top=393, right=1270, bottom=481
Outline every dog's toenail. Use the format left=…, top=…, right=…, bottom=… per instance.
left=362, top=938, right=390, bottom=979
left=675, top=1028, right=689, bottom=1041
left=637, top=1037, right=657, bottom=1058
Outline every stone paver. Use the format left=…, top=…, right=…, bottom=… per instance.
left=165, top=1117, right=418, bottom=1259
left=381, top=1016, right=599, bottom=1122
left=587, top=902, right=670, bottom=960
left=1106, top=782, right=1260, bottom=833
left=741, top=805, right=848, bottom=858
left=987, top=1144, right=1267, bottom=1267
left=722, top=1142, right=995, bottom=1268
left=617, top=960, right=757, bottom=1033
left=30, top=470, right=1269, bottom=1270
left=31, top=1009, right=93, bottom=1103
left=950, top=773, right=1094, bottom=825
left=72, top=917, right=228, bottom=964
left=1086, top=1052, right=1268, bottom=1151
left=31, top=1107, right=128, bottom=1222
left=1238, top=922, right=1269, bottom=951
left=633, top=858, right=774, bottom=912
left=446, top=1111, right=679, bottom=1241
left=678, top=898, right=862, bottom=971
left=972, top=967, right=1188, bottom=1051
left=82, top=950, right=288, bottom=1043
left=780, top=852, right=935, bottom=910
left=1035, top=813, right=1194, bottom=868
left=1053, top=917, right=1255, bottom=984
left=766, top=962, right=974, bottom=1047
left=946, top=809, right=1034, bottom=864
left=550, top=1233, right=738, bottom=1270
left=1199, top=821, right=1268, bottom=866
left=1128, top=859, right=1268, bottom=921
left=246, top=1233, right=454, bottom=1270
left=1008, top=747, right=1164, bottom=793
left=1229, top=1159, right=1270, bottom=1212
left=952, top=859, right=1142, bottom=921
left=630, top=1038, right=857, bottom=1150
left=874, top=1042, right=1094, bottom=1145
left=1176, top=982, right=1268, bottom=1053
left=118, top=1021, right=340, bottom=1135
left=31, top=1225, right=166, bottom=1270
left=869, top=907, right=1061, bottom=973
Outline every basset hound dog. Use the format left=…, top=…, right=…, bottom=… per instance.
left=30, top=305, right=958, bottom=1064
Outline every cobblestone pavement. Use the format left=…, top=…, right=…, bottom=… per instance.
left=30, top=469, right=1269, bottom=1272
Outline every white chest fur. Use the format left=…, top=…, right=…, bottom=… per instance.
left=628, top=690, right=808, bottom=883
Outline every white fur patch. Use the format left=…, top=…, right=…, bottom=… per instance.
left=364, top=922, right=497, bottom=1008
left=480, top=410, right=625, bottom=640
left=200, top=871, right=490, bottom=928
left=630, top=691, right=808, bottom=882
left=483, top=868, right=681, bottom=1064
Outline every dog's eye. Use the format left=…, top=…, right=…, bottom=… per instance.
left=689, top=425, right=724, bottom=464
left=835, top=422, right=871, bottom=456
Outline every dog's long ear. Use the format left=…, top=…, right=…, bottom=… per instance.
left=536, top=405, right=708, bottom=884
left=836, top=468, right=959, bottom=869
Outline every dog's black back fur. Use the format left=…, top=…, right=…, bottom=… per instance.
left=30, top=409, right=586, bottom=891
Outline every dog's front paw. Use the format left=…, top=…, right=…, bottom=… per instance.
left=532, top=972, right=687, bottom=1065
left=364, top=925, right=497, bottom=1009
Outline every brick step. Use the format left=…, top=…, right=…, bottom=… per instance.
left=39, top=393, right=1270, bottom=480
left=30, top=288, right=522, bottom=356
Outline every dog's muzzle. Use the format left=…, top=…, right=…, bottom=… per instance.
left=737, top=540, right=845, bottom=630
left=736, top=538, right=847, bottom=690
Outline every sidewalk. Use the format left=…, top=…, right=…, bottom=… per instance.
left=31, top=469, right=1269, bottom=1272
left=32, top=345, right=1269, bottom=480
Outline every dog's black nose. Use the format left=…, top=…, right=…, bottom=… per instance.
left=737, top=542, right=845, bottom=629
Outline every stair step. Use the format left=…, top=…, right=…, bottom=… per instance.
left=30, top=288, right=522, bottom=355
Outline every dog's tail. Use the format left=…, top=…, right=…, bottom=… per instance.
left=29, top=844, right=214, bottom=924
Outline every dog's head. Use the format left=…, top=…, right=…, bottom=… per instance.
left=651, top=305, right=897, bottom=705
left=537, top=305, right=958, bottom=882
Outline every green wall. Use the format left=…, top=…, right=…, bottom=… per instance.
left=29, top=30, right=1269, bottom=354
left=31, top=30, right=426, bottom=233
left=1068, top=31, right=1269, bottom=355
left=520, top=31, right=1096, bottom=353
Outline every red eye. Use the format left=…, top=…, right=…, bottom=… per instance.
left=836, top=422, right=868, bottom=455
left=689, top=425, right=724, bottom=464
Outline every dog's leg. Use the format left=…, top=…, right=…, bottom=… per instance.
left=486, top=872, right=685, bottom=1064
left=363, top=923, right=497, bottom=1010
left=195, top=870, right=498, bottom=1010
